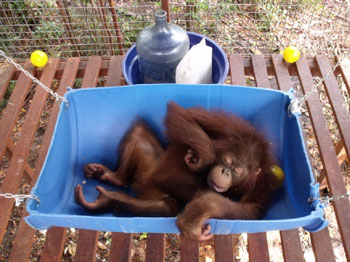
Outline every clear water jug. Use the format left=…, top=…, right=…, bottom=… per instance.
left=136, top=10, right=190, bottom=83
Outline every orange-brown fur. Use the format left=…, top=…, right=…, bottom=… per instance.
left=75, top=102, right=278, bottom=240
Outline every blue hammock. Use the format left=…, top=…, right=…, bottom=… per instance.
left=25, top=84, right=327, bottom=234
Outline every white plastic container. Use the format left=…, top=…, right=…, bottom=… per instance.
left=175, top=38, right=212, bottom=84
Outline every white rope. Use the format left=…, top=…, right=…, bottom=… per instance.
left=0, top=49, right=68, bottom=105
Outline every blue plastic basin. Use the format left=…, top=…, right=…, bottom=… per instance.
left=122, top=32, right=229, bottom=85
left=25, top=84, right=327, bottom=234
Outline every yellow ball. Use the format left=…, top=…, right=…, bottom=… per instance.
left=30, top=50, right=48, bottom=67
left=283, top=46, right=300, bottom=63
left=271, top=165, right=285, bottom=189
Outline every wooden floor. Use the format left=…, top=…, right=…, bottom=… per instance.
left=0, top=54, right=349, bottom=261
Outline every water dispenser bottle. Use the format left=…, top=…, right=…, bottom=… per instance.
left=136, top=10, right=189, bottom=83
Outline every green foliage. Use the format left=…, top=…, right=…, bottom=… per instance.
left=249, top=0, right=324, bottom=33
left=73, top=78, right=83, bottom=89
left=32, top=21, right=63, bottom=40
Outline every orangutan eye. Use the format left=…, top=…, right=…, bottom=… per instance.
left=234, top=167, right=244, bottom=177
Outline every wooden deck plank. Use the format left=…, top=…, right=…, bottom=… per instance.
left=271, top=55, right=307, bottom=262
left=6, top=59, right=60, bottom=262
left=0, top=59, right=58, bottom=242
left=81, top=56, right=102, bottom=89
left=214, top=235, right=234, bottom=262
left=271, top=54, right=293, bottom=91
left=180, top=235, right=199, bottom=262
left=252, top=55, right=270, bottom=88
left=109, top=233, right=132, bottom=262
left=316, top=55, right=350, bottom=159
left=0, top=62, right=15, bottom=100
left=279, top=230, right=305, bottom=262
left=296, top=55, right=350, bottom=260
left=39, top=58, right=81, bottom=261
left=335, top=140, right=346, bottom=163
left=229, top=54, right=246, bottom=86
left=104, top=53, right=134, bottom=262
left=206, top=47, right=237, bottom=247
left=311, top=228, right=336, bottom=262
left=75, top=230, right=99, bottom=262
left=229, top=53, right=272, bottom=261
left=145, top=233, right=165, bottom=262
left=247, top=54, right=270, bottom=261
left=105, top=55, right=123, bottom=87
left=229, top=52, right=270, bottom=261
left=41, top=227, right=67, bottom=262
left=0, top=60, right=34, bottom=158
left=74, top=56, right=102, bottom=262
left=338, top=56, right=350, bottom=94
left=247, top=233, right=270, bottom=261
left=6, top=126, right=35, bottom=182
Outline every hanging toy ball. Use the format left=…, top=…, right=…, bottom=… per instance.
left=30, top=50, right=48, bottom=67
left=283, top=46, right=300, bottom=63
left=271, top=165, right=285, bottom=189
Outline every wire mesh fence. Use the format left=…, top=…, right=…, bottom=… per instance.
left=0, top=0, right=349, bottom=59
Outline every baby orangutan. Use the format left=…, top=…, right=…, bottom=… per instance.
left=75, top=102, right=280, bottom=240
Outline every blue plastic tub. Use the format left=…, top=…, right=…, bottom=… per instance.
left=122, top=32, right=229, bottom=85
left=25, top=84, right=327, bottom=234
